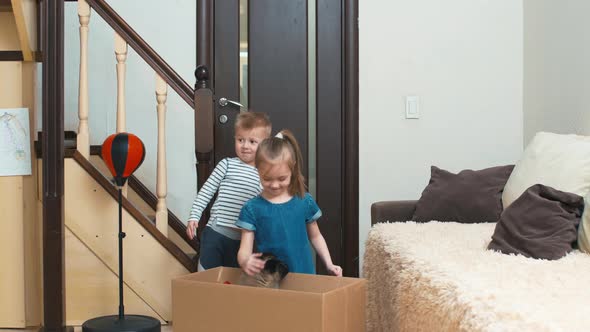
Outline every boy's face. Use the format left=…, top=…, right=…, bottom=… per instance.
left=234, top=126, right=269, bottom=166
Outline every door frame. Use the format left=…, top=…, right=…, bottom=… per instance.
left=342, top=0, right=359, bottom=277
left=196, top=0, right=359, bottom=277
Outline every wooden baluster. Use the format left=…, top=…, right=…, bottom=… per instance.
left=114, top=33, right=129, bottom=196
left=114, top=33, right=127, bottom=133
left=77, top=0, right=90, bottom=158
left=115, top=32, right=129, bottom=197
left=155, top=74, right=168, bottom=236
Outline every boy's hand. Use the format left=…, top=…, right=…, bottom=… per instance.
left=242, top=253, right=266, bottom=276
left=186, top=220, right=199, bottom=240
left=327, top=264, right=342, bottom=277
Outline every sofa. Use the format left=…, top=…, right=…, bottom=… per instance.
left=363, top=132, right=590, bottom=332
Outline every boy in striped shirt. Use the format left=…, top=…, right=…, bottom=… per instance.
left=186, top=112, right=271, bottom=271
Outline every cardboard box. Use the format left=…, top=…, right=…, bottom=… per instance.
left=172, top=267, right=366, bottom=332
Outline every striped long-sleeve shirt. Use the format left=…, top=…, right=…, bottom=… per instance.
left=188, top=157, right=262, bottom=238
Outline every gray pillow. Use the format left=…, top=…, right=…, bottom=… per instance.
left=488, top=184, right=584, bottom=260
left=412, top=165, right=514, bottom=223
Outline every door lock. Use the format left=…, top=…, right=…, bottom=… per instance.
left=218, top=114, right=229, bottom=124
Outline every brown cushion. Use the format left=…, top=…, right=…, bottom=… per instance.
left=488, top=184, right=584, bottom=260
left=412, top=165, right=514, bottom=223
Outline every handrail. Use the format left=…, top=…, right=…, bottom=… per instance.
left=85, top=0, right=195, bottom=108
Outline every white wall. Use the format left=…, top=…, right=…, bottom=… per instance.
left=524, top=0, right=590, bottom=144
left=57, top=0, right=197, bottom=222
left=359, top=0, right=524, bottom=274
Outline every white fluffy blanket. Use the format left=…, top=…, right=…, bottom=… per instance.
left=363, top=222, right=590, bottom=332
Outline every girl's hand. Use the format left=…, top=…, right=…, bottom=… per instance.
left=327, top=264, right=342, bottom=277
left=242, top=253, right=266, bottom=276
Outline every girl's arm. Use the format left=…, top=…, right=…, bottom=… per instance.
left=307, top=221, right=343, bottom=276
left=237, top=230, right=265, bottom=276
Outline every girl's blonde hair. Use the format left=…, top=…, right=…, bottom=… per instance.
left=255, top=129, right=306, bottom=197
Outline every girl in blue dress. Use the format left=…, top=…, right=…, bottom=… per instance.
left=236, top=130, right=342, bottom=276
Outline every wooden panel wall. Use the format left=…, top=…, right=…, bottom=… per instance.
left=0, top=62, right=41, bottom=328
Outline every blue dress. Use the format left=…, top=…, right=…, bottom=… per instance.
left=236, top=193, right=322, bottom=274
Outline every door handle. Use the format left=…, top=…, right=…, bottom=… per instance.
left=218, top=97, right=244, bottom=108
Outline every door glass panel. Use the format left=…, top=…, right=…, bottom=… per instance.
left=239, top=0, right=248, bottom=110
left=308, top=0, right=317, bottom=265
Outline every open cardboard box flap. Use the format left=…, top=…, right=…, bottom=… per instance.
left=172, top=267, right=366, bottom=332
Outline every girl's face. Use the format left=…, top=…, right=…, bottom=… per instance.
left=258, top=161, right=292, bottom=200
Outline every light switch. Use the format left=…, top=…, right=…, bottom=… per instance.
left=405, top=95, right=419, bottom=119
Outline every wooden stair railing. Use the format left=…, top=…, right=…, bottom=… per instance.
left=83, top=0, right=194, bottom=107
left=74, top=0, right=198, bottom=243
left=70, top=0, right=216, bottom=251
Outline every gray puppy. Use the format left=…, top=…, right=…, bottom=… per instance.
left=239, top=253, right=289, bottom=289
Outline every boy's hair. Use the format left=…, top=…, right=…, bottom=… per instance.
left=255, top=129, right=306, bottom=197
left=235, top=112, right=272, bottom=136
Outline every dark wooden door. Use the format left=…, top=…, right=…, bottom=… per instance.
left=198, top=0, right=359, bottom=277
left=213, top=0, right=308, bottom=170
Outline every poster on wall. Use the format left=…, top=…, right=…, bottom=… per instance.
left=0, top=108, right=32, bottom=176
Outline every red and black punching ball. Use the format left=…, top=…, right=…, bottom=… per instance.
left=101, top=132, right=145, bottom=187
left=84, top=132, right=160, bottom=332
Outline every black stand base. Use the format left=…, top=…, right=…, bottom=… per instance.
left=82, top=315, right=161, bottom=332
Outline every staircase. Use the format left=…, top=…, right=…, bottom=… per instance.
left=33, top=133, right=198, bottom=325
